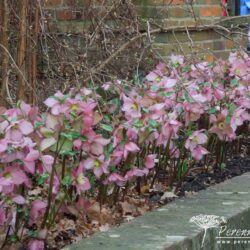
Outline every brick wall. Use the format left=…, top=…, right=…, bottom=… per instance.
left=43, top=0, right=247, bottom=62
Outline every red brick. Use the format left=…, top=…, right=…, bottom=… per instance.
left=199, top=6, right=222, bottom=17
left=45, top=0, right=62, bottom=7
left=56, top=9, right=76, bottom=20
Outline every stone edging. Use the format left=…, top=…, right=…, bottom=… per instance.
left=68, top=173, right=250, bottom=250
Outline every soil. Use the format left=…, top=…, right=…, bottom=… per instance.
left=179, top=156, right=250, bottom=195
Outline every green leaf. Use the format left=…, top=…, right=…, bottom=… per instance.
left=70, top=112, right=78, bottom=118
left=100, top=124, right=113, bottom=132
left=104, top=143, right=113, bottom=160
left=16, top=100, right=22, bottom=108
left=50, top=138, right=73, bottom=154
left=184, top=92, right=191, bottom=102
left=62, top=176, right=72, bottom=187
left=159, top=91, right=174, bottom=97
left=61, top=131, right=86, bottom=141
left=225, top=116, right=231, bottom=124
left=148, top=119, right=158, bottom=128
left=60, top=150, right=76, bottom=156
left=220, top=163, right=226, bottom=170
left=177, top=160, right=188, bottom=179
left=109, top=166, right=117, bottom=173
left=27, top=229, right=38, bottom=238
left=37, top=172, right=49, bottom=185
left=230, top=79, right=238, bottom=87
left=133, top=119, right=144, bottom=128
left=142, top=107, right=150, bottom=113
left=208, top=107, right=217, bottom=114
left=151, top=85, right=159, bottom=92
left=34, top=121, right=44, bottom=129
left=228, top=103, right=236, bottom=116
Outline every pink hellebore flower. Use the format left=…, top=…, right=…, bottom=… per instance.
left=123, top=142, right=140, bottom=159
left=122, top=95, right=141, bottom=119
left=184, top=103, right=204, bottom=126
left=5, top=120, right=33, bottom=144
left=73, top=139, right=82, bottom=149
left=90, top=136, right=110, bottom=156
left=24, top=150, right=40, bottom=174
left=125, top=168, right=148, bottom=180
left=44, top=91, right=67, bottom=115
left=201, top=86, right=213, bottom=102
left=41, top=155, right=54, bottom=173
left=20, top=101, right=39, bottom=121
left=0, top=139, right=7, bottom=153
left=0, top=166, right=29, bottom=194
left=105, top=173, right=126, bottom=187
left=83, top=155, right=109, bottom=178
left=214, top=88, right=225, bottom=101
left=231, top=108, right=250, bottom=131
left=148, top=103, right=165, bottom=120
left=145, top=154, right=157, bottom=169
left=209, top=112, right=235, bottom=140
left=170, top=54, right=184, bottom=65
left=65, top=99, right=83, bottom=115
left=191, top=93, right=207, bottom=103
left=146, top=71, right=161, bottom=82
left=191, top=146, right=209, bottom=161
left=110, top=150, right=123, bottom=165
left=73, top=163, right=91, bottom=194
left=185, top=130, right=208, bottom=151
left=29, top=200, right=47, bottom=225
left=159, top=77, right=177, bottom=89
left=113, top=126, right=123, bottom=148
left=126, top=128, right=138, bottom=141
left=0, top=177, right=13, bottom=193
left=12, top=195, right=26, bottom=205
left=28, top=240, right=44, bottom=250
left=162, top=120, right=181, bottom=140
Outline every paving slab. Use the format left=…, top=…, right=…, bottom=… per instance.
left=68, top=173, right=250, bottom=250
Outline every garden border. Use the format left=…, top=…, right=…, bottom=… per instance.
left=69, top=172, right=250, bottom=250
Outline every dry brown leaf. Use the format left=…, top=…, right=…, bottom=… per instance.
left=119, top=201, right=138, bottom=216
left=141, top=185, right=150, bottom=194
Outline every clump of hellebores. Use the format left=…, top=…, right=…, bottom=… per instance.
left=0, top=51, right=249, bottom=249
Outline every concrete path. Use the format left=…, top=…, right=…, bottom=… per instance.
left=68, top=173, right=250, bottom=250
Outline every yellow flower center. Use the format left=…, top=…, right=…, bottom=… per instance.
left=12, top=124, right=19, bottom=130
left=156, top=77, right=161, bottom=83
left=76, top=173, right=85, bottom=185
left=94, top=160, right=101, bottom=168
left=193, top=137, right=198, bottom=144
left=3, top=172, right=11, bottom=179
left=70, top=104, right=80, bottom=111
left=218, top=122, right=225, bottom=129
left=131, top=104, right=138, bottom=110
